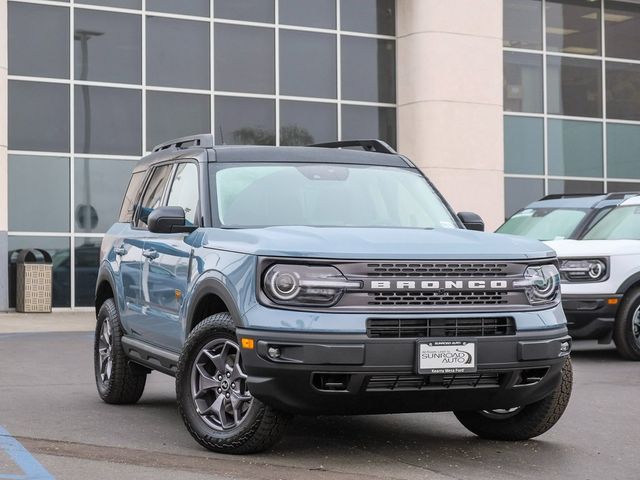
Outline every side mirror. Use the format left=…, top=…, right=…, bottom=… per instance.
left=148, top=206, right=196, bottom=234
left=458, top=211, right=485, bottom=232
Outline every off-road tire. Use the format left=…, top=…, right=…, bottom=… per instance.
left=176, top=312, right=290, bottom=454
left=454, top=358, right=572, bottom=440
left=613, top=288, right=640, bottom=360
left=94, top=298, right=147, bottom=404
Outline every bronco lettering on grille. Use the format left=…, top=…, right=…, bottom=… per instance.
left=368, top=279, right=511, bottom=290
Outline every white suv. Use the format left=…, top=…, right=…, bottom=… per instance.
left=547, top=195, right=640, bottom=360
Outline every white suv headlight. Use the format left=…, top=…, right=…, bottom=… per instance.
left=559, top=258, right=607, bottom=282
left=515, top=264, right=561, bottom=305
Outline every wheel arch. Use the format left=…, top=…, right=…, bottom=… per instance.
left=185, top=276, right=243, bottom=334
left=616, top=273, right=640, bottom=296
left=95, top=267, right=116, bottom=316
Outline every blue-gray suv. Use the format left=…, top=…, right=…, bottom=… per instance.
left=94, top=135, right=572, bottom=454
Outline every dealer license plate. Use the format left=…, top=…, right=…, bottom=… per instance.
left=417, top=340, right=477, bottom=374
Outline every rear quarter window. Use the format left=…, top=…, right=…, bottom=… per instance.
left=118, top=171, right=146, bottom=223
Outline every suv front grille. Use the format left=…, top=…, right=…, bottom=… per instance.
left=365, top=373, right=501, bottom=391
left=366, top=317, right=516, bottom=338
left=368, top=290, right=509, bottom=307
left=366, top=262, right=510, bottom=277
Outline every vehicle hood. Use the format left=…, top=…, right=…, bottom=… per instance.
left=546, top=239, right=640, bottom=257
left=202, top=227, right=555, bottom=260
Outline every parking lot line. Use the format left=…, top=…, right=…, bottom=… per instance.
left=0, top=427, right=54, bottom=480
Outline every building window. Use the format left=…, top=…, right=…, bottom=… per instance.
left=503, top=52, right=543, bottom=113
left=503, top=0, right=543, bottom=50
left=503, top=0, right=640, bottom=219
left=6, top=0, right=397, bottom=308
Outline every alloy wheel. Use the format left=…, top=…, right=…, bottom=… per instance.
left=190, top=339, right=253, bottom=431
left=632, top=305, right=640, bottom=345
left=98, top=320, right=113, bottom=384
left=480, top=406, right=523, bottom=419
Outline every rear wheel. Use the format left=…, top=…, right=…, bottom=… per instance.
left=94, top=298, right=147, bottom=404
left=613, top=288, right=640, bottom=360
left=176, top=313, right=290, bottom=454
left=454, top=358, right=572, bottom=440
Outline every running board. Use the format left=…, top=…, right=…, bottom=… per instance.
left=121, top=336, right=180, bottom=376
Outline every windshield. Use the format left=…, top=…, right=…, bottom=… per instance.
left=497, top=208, right=588, bottom=241
left=212, top=163, right=458, bottom=229
left=583, top=205, right=640, bottom=240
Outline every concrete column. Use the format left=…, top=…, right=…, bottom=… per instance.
left=396, top=0, right=504, bottom=231
left=0, top=0, right=7, bottom=311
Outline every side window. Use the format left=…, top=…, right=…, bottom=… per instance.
left=135, top=164, right=173, bottom=228
left=167, top=163, right=200, bottom=225
left=118, top=171, right=145, bottom=223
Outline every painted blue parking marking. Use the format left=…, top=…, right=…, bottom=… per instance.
left=0, top=427, right=54, bottom=480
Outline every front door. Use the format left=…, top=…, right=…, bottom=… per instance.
left=142, top=162, right=201, bottom=351
left=127, top=163, right=174, bottom=344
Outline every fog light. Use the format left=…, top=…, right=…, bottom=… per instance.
left=268, top=346, right=281, bottom=359
left=559, top=341, right=571, bottom=355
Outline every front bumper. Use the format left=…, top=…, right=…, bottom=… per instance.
left=237, top=326, right=571, bottom=415
left=562, top=294, right=622, bottom=339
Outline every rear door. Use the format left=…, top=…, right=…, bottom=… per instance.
left=112, top=171, right=147, bottom=334
left=142, top=161, right=201, bottom=351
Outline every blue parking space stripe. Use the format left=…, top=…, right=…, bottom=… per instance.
left=0, top=427, right=54, bottom=480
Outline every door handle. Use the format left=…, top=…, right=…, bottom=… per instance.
left=142, top=248, right=159, bottom=260
left=114, top=247, right=127, bottom=256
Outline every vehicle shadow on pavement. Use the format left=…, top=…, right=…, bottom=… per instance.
left=569, top=345, right=625, bottom=362
left=272, top=413, right=568, bottom=462
left=123, top=388, right=569, bottom=467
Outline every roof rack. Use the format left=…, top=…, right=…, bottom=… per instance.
left=603, top=191, right=640, bottom=200
left=309, top=139, right=397, bottom=154
left=152, top=134, right=214, bottom=152
left=540, top=193, right=605, bottom=201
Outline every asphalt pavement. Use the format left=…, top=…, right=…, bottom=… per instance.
left=0, top=314, right=639, bottom=480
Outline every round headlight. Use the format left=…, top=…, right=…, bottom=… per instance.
left=266, top=269, right=300, bottom=300
left=262, top=264, right=361, bottom=307
left=588, top=260, right=605, bottom=280
left=559, top=258, right=607, bottom=282
left=519, top=264, right=560, bottom=305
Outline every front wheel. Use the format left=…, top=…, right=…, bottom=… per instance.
left=176, top=313, right=290, bottom=454
left=454, top=358, right=572, bottom=441
left=613, top=288, right=640, bottom=360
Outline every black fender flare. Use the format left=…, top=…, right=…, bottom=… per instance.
left=95, top=264, right=117, bottom=312
left=616, top=272, right=640, bottom=296
left=185, top=276, right=243, bottom=333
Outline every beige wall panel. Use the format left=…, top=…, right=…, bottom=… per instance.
left=397, top=100, right=503, bottom=172
left=396, top=0, right=504, bottom=231
left=425, top=167, right=505, bottom=231
left=397, top=0, right=501, bottom=39
left=397, top=32, right=502, bottom=107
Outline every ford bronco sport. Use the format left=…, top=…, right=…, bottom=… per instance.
left=546, top=195, right=640, bottom=360
left=94, top=135, right=572, bottom=454
left=498, top=192, right=638, bottom=241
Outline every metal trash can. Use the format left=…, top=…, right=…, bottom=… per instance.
left=15, top=249, right=53, bottom=313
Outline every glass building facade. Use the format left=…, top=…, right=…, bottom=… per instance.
left=503, top=0, right=640, bottom=216
left=6, top=0, right=397, bottom=308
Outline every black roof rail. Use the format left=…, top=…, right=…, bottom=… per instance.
left=539, top=193, right=604, bottom=201
left=152, top=133, right=214, bottom=152
left=603, top=191, right=640, bottom=200
left=309, top=139, right=397, bottom=154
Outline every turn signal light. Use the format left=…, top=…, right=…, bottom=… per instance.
left=607, top=298, right=619, bottom=305
left=241, top=338, right=255, bottom=349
